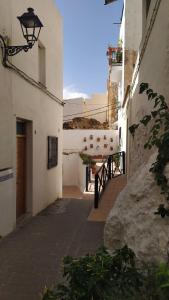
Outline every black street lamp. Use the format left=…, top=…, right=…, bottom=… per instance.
left=0, top=7, right=43, bottom=65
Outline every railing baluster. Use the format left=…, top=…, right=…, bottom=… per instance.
left=122, top=151, right=125, bottom=174
left=94, top=152, right=126, bottom=209
left=94, top=173, right=99, bottom=209
left=108, top=155, right=112, bottom=180
left=86, top=166, right=89, bottom=192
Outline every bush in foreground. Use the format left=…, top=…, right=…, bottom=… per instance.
left=42, top=246, right=169, bottom=300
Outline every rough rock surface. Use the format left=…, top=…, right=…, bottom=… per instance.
left=63, top=117, right=109, bottom=129
left=104, top=152, right=169, bottom=263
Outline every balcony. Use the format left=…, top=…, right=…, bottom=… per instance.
left=107, top=47, right=122, bottom=83
left=107, top=47, right=122, bottom=66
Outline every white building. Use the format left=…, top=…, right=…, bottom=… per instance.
left=63, top=92, right=119, bottom=190
left=64, top=93, right=108, bottom=124
left=63, top=129, right=118, bottom=189
left=108, top=0, right=143, bottom=171
left=0, top=0, right=63, bottom=236
left=115, top=0, right=169, bottom=177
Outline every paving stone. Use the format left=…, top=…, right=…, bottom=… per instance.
left=0, top=198, right=104, bottom=300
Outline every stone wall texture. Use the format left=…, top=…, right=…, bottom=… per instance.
left=104, top=151, right=169, bottom=263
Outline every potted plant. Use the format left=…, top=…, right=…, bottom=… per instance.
left=79, top=153, right=91, bottom=165
left=113, top=153, right=121, bottom=173
left=90, top=160, right=96, bottom=174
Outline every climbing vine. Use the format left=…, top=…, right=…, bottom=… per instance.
left=129, top=83, right=169, bottom=218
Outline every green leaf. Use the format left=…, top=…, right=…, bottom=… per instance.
left=129, top=124, right=139, bottom=138
left=151, top=92, right=157, bottom=99
left=140, top=115, right=151, bottom=126
left=139, top=83, right=149, bottom=94
left=146, top=89, right=153, bottom=96
left=151, top=111, right=158, bottom=118
left=154, top=97, right=161, bottom=108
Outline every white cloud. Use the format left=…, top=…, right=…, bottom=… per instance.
left=63, top=85, right=90, bottom=100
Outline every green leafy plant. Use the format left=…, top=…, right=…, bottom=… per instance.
left=79, top=153, right=96, bottom=166
left=42, top=245, right=169, bottom=300
left=129, top=83, right=169, bottom=218
left=137, top=262, right=169, bottom=300
left=42, top=246, right=143, bottom=300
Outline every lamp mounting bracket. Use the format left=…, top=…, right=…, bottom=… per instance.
left=6, top=44, right=32, bottom=57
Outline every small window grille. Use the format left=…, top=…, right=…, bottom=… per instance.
left=48, top=136, right=58, bottom=169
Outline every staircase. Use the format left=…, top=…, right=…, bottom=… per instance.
left=88, top=174, right=127, bottom=222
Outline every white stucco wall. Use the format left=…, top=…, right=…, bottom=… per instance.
left=63, top=93, right=108, bottom=123
left=63, top=98, right=84, bottom=122
left=84, top=94, right=108, bottom=123
left=127, top=0, right=169, bottom=175
left=63, top=129, right=118, bottom=156
left=63, top=154, right=86, bottom=192
left=63, top=129, right=118, bottom=188
left=0, top=0, right=63, bottom=236
left=63, top=153, right=78, bottom=187
left=123, top=0, right=143, bottom=52
left=115, top=0, right=143, bottom=158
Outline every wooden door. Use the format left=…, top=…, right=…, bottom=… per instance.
left=16, top=134, right=26, bottom=219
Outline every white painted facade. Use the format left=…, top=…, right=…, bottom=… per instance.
left=0, top=0, right=63, bottom=236
left=64, top=93, right=108, bottom=123
left=63, top=129, right=118, bottom=188
left=110, top=0, right=143, bottom=155
left=126, top=0, right=169, bottom=176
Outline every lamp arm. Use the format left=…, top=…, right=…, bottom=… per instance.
left=0, top=34, right=32, bottom=66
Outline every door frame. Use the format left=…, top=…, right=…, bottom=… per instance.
left=16, top=118, right=33, bottom=219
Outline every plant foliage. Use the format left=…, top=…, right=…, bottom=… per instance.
left=42, top=246, right=169, bottom=300
left=42, top=246, right=143, bottom=300
left=79, top=153, right=96, bottom=166
left=129, top=83, right=169, bottom=218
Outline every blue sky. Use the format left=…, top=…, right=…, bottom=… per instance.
left=55, top=0, right=123, bottom=99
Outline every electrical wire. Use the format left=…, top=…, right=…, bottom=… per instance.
left=63, top=109, right=110, bottom=122
left=64, top=103, right=116, bottom=117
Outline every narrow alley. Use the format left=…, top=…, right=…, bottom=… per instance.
left=0, top=198, right=104, bottom=300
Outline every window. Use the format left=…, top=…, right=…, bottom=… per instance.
left=38, top=41, right=46, bottom=86
left=47, top=137, right=58, bottom=169
left=17, top=120, right=26, bottom=136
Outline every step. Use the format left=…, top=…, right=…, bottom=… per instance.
left=88, top=175, right=127, bottom=222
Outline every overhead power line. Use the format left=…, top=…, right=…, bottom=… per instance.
left=64, top=103, right=116, bottom=118
left=63, top=109, right=110, bottom=123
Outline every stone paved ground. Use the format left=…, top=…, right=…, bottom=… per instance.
left=0, top=199, right=104, bottom=300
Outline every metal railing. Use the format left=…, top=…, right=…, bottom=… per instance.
left=107, top=47, right=122, bottom=66
left=86, top=166, right=91, bottom=192
left=94, top=151, right=125, bottom=209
